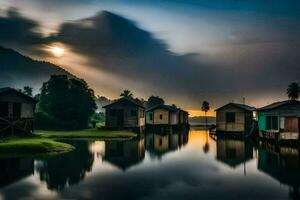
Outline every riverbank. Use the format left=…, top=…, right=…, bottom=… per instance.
left=0, top=137, right=75, bottom=157
left=34, top=128, right=137, bottom=140
left=0, top=129, right=137, bottom=157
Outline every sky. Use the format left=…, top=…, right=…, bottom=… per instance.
left=0, top=0, right=300, bottom=114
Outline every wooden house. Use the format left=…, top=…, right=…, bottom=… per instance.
left=0, top=87, right=37, bottom=135
left=215, top=103, right=256, bottom=136
left=257, top=100, right=300, bottom=141
left=103, top=97, right=145, bottom=129
left=145, top=105, right=189, bottom=126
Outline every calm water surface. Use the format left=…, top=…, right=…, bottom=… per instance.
left=0, top=128, right=299, bottom=200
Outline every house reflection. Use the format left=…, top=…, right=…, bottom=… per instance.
left=35, top=140, right=94, bottom=191
left=216, top=138, right=253, bottom=169
left=0, top=157, right=34, bottom=189
left=145, top=129, right=189, bottom=158
left=103, top=137, right=145, bottom=171
left=258, top=141, right=300, bottom=200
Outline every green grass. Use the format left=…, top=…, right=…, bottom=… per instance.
left=34, top=128, right=137, bottom=140
left=0, top=138, right=75, bottom=157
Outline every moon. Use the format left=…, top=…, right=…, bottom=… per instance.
left=50, top=46, right=65, bottom=57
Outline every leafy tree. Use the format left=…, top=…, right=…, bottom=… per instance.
left=201, top=101, right=210, bottom=127
left=120, top=90, right=133, bottom=98
left=135, top=98, right=146, bottom=107
left=287, top=82, right=300, bottom=100
left=23, top=86, right=33, bottom=96
left=37, top=75, right=97, bottom=130
left=147, top=96, right=165, bottom=108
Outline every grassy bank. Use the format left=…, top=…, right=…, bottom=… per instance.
left=35, top=128, right=137, bottom=140
left=0, top=138, right=75, bottom=157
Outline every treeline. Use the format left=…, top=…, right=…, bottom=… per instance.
left=22, top=75, right=167, bottom=130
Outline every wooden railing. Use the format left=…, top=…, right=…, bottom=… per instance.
left=0, top=117, right=34, bottom=135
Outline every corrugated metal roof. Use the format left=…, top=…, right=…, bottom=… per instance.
left=257, top=100, right=300, bottom=111
left=146, top=104, right=178, bottom=112
left=0, top=87, right=37, bottom=103
left=102, top=97, right=145, bottom=109
left=215, top=103, right=256, bottom=112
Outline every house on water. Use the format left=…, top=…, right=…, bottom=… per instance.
left=257, top=100, right=300, bottom=141
left=0, top=87, right=37, bottom=135
left=103, top=97, right=145, bottom=130
left=145, top=105, right=189, bottom=128
left=215, top=103, right=256, bottom=136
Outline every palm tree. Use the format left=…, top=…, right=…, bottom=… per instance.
left=201, top=101, right=210, bottom=128
left=287, top=82, right=300, bottom=100
left=120, top=90, right=133, bottom=98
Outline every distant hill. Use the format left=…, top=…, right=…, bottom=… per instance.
left=189, top=116, right=216, bottom=126
left=0, top=46, right=74, bottom=91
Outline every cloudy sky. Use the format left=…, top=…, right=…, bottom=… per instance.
left=1, top=0, right=300, bottom=114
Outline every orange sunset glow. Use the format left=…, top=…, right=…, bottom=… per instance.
left=187, top=109, right=216, bottom=117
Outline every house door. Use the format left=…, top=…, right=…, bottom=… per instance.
left=13, top=103, right=21, bottom=119
left=116, top=110, right=124, bottom=127
left=284, top=117, right=298, bottom=132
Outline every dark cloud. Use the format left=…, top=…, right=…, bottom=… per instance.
left=49, top=11, right=300, bottom=107
left=0, top=7, right=43, bottom=46
left=49, top=11, right=233, bottom=105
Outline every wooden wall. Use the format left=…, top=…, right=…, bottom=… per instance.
left=0, top=93, right=35, bottom=119
left=105, top=104, right=145, bottom=128
left=153, top=109, right=169, bottom=125
left=216, top=106, right=247, bottom=132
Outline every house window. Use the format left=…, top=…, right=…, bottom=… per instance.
left=159, top=138, right=162, bottom=146
left=159, top=114, right=163, bottom=120
left=149, top=113, right=153, bottom=120
left=131, top=109, right=137, bottom=117
left=226, top=112, right=236, bottom=123
left=266, top=116, right=278, bottom=130
left=0, top=102, right=8, bottom=118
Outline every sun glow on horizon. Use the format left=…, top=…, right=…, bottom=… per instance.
left=187, top=109, right=216, bottom=117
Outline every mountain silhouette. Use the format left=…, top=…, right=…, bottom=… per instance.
left=0, top=46, right=74, bottom=90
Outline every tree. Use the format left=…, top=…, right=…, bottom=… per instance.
left=287, top=82, right=300, bottom=100
left=120, top=90, right=133, bottom=98
left=201, top=101, right=210, bottom=128
left=37, top=75, right=97, bottom=130
left=147, top=96, right=165, bottom=108
left=22, top=86, right=33, bottom=96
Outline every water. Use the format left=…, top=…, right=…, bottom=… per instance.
left=0, top=128, right=299, bottom=200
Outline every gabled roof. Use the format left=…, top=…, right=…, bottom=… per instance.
left=146, top=104, right=178, bottom=112
left=215, top=103, right=255, bottom=112
left=102, top=97, right=145, bottom=109
left=0, top=87, right=37, bottom=103
left=257, top=100, right=300, bottom=111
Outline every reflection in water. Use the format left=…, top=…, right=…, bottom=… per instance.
left=103, top=137, right=145, bottom=170
left=216, top=138, right=253, bottom=169
left=1, top=129, right=300, bottom=199
left=258, top=141, right=300, bottom=200
left=0, top=157, right=34, bottom=188
left=35, top=140, right=94, bottom=190
left=145, top=129, right=189, bottom=158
